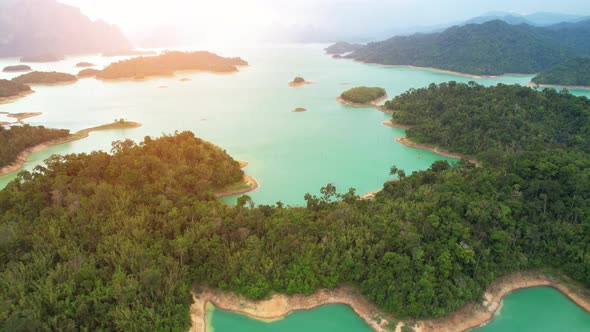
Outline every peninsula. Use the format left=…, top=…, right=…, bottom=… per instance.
left=0, top=119, right=142, bottom=176
left=0, top=79, right=32, bottom=102
left=96, top=51, right=248, bottom=80
left=531, top=56, right=590, bottom=88
left=77, top=69, right=101, bottom=78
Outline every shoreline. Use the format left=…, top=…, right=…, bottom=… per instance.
left=214, top=161, right=259, bottom=198
left=0, top=121, right=142, bottom=177
left=190, top=286, right=395, bottom=332
left=396, top=137, right=480, bottom=166
left=336, top=94, right=389, bottom=111
left=383, top=119, right=411, bottom=130
left=349, top=59, right=534, bottom=79
left=0, top=90, right=35, bottom=105
left=289, top=81, right=317, bottom=87
left=98, top=68, right=246, bottom=82
left=528, top=81, right=590, bottom=91
left=190, top=271, right=590, bottom=332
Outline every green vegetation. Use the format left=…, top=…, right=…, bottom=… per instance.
left=340, top=86, right=386, bottom=104
left=96, top=51, right=248, bottom=79
left=0, top=125, right=69, bottom=167
left=348, top=20, right=577, bottom=75
left=293, top=107, right=308, bottom=112
left=2, top=85, right=590, bottom=329
left=11, top=71, right=77, bottom=85
left=325, top=42, right=363, bottom=55
left=0, top=79, right=31, bottom=98
left=292, top=77, right=306, bottom=84
left=77, top=69, right=101, bottom=78
left=532, top=57, right=590, bottom=86
left=384, top=81, right=590, bottom=156
left=2, top=65, right=31, bottom=73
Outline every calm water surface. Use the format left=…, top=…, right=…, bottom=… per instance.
left=0, top=44, right=544, bottom=205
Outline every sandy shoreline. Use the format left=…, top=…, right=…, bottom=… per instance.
left=336, top=94, right=389, bottom=111
left=190, top=287, right=396, bottom=332
left=396, top=137, right=480, bottom=166
left=383, top=119, right=411, bottom=130
left=214, top=161, right=259, bottom=198
left=190, top=271, right=590, bottom=332
left=528, top=81, right=590, bottom=90
left=0, top=122, right=142, bottom=177
left=289, top=81, right=317, bottom=87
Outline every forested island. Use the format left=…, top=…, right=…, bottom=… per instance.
left=288, top=76, right=314, bottom=86
left=343, top=19, right=590, bottom=75
left=2, top=65, right=32, bottom=73
left=531, top=57, right=590, bottom=87
left=0, top=79, right=32, bottom=100
left=11, top=71, right=78, bottom=85
left=339, top=86, right=387, bottom=104
left=96, top=51, right=247, bottom=79
left=75, top=62, right=96, bottom=68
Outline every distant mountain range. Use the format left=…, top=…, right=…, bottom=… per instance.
left=0, top=0, right=131, bottom=58
left=342, top=19, right=590, bottom=76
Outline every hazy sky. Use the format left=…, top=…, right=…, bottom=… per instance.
left=58, top=0, right=590, bottom=44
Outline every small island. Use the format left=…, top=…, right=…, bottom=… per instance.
left=76, top=62, right=96, bottom=68
left=11, top=71, right=78, bottom=85
left=338, top=86, right=387, bottom=106
left=77, top=68, right=101, bottom=78
left=531, top=57, right=590, bottom=88
left=292, top=107, right=308, bottom=112
left=20, top=54, right=65, bottom=63
left=3, top=65, right=32, bottom=73
left=288, top=76, right=315, bottom=87
left=96, top=51, right=248, bottom=80
left=0, top=119, right=142, bottom=176
left=324, top=41, right=363, bottom=55
left=0, top=79, right=33, bottom=102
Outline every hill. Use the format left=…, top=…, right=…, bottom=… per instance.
left=0, top=0, right=131, bottom=57
left=0, top=79, right=31, bottom=99
left=532, top=57, right=590, bottom=86
left=11, top=71, right=77, bottom=85
left=346, top=20, right=576, bottom=75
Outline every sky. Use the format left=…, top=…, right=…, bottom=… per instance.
left=58, top=0, right=590, bottom=45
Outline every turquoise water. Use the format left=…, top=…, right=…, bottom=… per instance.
left=472, top=287, right=590, bottom=332
left=209, top=304, right=373, bottom=332
left=0, top=44, right=541, bottom=205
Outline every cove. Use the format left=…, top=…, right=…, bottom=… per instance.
left=0, top=44, right=538, bottom=205
left=472, top=286, right=590, bottom=332
left=208, top=303, right=373, bottom=332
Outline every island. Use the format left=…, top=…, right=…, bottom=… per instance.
left=0, top=79, right=33, bottom=102
left=0, top=111, right=43, bottom=124
left=0, top=119, right=142, bottom=176
left=20, top=54, right=65, bottom=63
left=77, top=68, right=101, bottom=78
left=324, top=41, right=363, bottom=55
left=292, top=107, right=308, bottom=112
left=76, top=62, right=96, bottom=68
left=345, top=20, right=590, bottom=76
left=96, top=51, right=248, bottom=80
left=2, top=65, right=32, bottom=73
left=11, top=71, right=78, bottom=85
left=288, top=76, right=315, bottom=87
left=338, top=86, right=387, bottom=106
left=531, top=56, right=590, bottom=88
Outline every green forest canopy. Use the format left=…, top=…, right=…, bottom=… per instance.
left=2, top=85, right=590, bottom=330
left=340, top=86, right=386, bottom=104
left=11, top=71, right=77, bottom=85
left=532, top=56, right=590, bottom=87
left=0, top=125, right=70, bottom=168
left=0, top=79, right=31, bottom=98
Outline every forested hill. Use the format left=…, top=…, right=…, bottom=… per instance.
left=532, top=57, right=590, bottom=86
left=346, top=20, right=588, bottom=75
left=0, top=0, right=131, bottom=57
left=384, top=82, right=590, bottom=156
left=2, top=114, right=590, bottom=329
